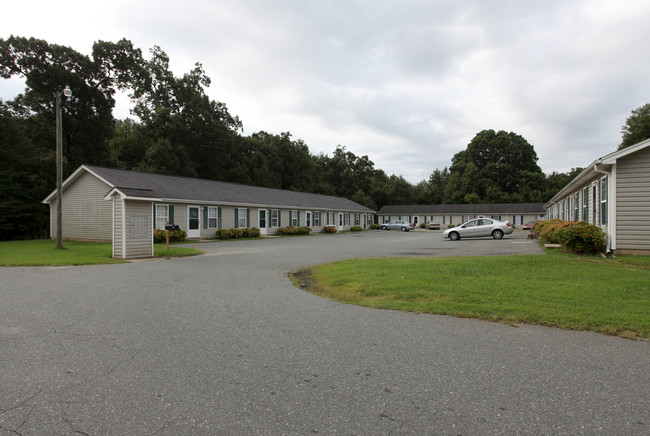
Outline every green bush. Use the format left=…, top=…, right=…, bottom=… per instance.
left=535, top=219, right=572, bottom=244
left=370, top=224, right=380, bottom=230
left=216, top=227, right=261, bottom=239
left=419, top=222, right=426, bottom=228
left=276, top=226, right=311, bottom=236
left=350, top=226, right=363, bottom=232
left=323, top=226, right=338, bottom=233
left=153, top=229, right=187, bottom=243
left=555, top=222, right=606, bottom=254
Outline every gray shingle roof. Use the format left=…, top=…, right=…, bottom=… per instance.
left=85, top=165, right=374, bottom=212
left=378, top=203, right=545, bottom=215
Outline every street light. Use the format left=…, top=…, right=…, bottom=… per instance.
left=55, top=85, right=71, bottom=249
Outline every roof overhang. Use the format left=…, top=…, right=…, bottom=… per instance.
left=545, top=138, right=650, bottom=208
left=43, top=165, right=115, bottom=204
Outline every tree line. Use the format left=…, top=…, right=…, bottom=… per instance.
left=1, top=36, right=647, bottom=240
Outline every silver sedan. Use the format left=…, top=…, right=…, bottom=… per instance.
left=380, top=220, right=415, bottom=232
left=443, top=218, right=513, bottom=240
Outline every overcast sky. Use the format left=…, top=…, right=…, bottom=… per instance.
left=2, top=0, right=650, bottom=183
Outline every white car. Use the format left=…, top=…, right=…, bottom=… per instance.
left=443, top=218, right=513, bottom=240
left=380, top=220, right=415, bottom=232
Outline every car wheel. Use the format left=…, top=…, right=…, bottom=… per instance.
left=449, top=231, right=460, bottom=241
left=492, top=229, right=504, bottom=239
left=381, top=225, right=387, bottom=230
left=401, top=227, right=407, bottom=232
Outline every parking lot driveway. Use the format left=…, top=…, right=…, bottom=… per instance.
left=1, top=231, right=648, bottom=435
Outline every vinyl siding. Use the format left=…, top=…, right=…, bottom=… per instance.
left=51, top=171, right=113, bottom=241
left=616, top=146, right=650, bottom=250
left=113, top=196, right=123, bottom=259
left=124, top=200, right=153, bottom=259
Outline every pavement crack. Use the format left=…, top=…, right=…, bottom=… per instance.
left=101, top=349, right=143, bottom=377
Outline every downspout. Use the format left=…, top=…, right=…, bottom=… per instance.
left=593, top=160, right=612, bottom=254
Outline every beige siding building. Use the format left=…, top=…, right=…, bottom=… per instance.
left=544, top=138, right=650, bottom=254
left=378, top=203, right=545, bottom=228
left=44, top=165, right=374, bottom=259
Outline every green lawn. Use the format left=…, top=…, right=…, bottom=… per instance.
left=0, top=239, right=202, bottom=266
left=295, top=252, right=650, bottom=339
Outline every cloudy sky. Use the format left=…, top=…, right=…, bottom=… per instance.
left=2, top=0, right=650, bottom=183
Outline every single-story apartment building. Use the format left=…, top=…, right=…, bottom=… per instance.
left=43, top=165, right=375, bottom=259
left=544, top=138, right=650, bottom=255
left=377, top=203, right=546, bottom=227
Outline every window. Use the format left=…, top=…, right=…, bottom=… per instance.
left=600, top=177, right=608, bottom=225
left=354, top=213, right=360, bottom=226
left=344, top=213, right=350, bottom=226
left=291, top=210, right=299, bottom=226
left=582, top=187, right=589, bottom=222
left=592, top=185, right=598, bottom=223
left=237, top=208, right=248, bottom=228
left=328, top=212, right=335, bottom=225
left=574, top=192, right=580, bottom=221
left=208, top=207, right=218, bottom=229
left=155, top=204, right=169, bottom=230
left=271, top=209, right=279, bottom=227
left=314, top=211, right=320, bottom=227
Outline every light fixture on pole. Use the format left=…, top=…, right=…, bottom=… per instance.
left=55, top=85, right=71, bottom=249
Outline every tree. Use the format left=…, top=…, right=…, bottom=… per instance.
left=444, top=129, right=545, bottom=203
left=0, top=36, right=144, bottom=175
left=620, top=103, right=650, bottom=149
left=0, top=101, right=49, bottom=239
left=127, top=46, right=243, bottom=181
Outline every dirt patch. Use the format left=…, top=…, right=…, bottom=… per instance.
left=290, top=268, right=315, bottom=290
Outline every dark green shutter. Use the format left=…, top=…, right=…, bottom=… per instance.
left=235, top=208, right=239, bottom=228
left=297, top=211, right=300, bottom=227
left=203, top=207, right=208, bottom=229
left=246, top=209, right=250, bottom=228
left=169, top=205, right=174, bottom=225
left=218, top=207, right=222, bottom=228
left=153, top=205, right=157, bottom=229
left=278, top=210, right=282, bottom=227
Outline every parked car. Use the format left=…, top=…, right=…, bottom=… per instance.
left=380, top=220, right=415, bottom=232
left=426, top=222, right=441, bottom=230
left=522, top=220, right=537, bottom=230
left=442, top=218, right=513, bottom=241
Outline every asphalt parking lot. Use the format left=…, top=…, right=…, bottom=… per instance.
left=1, top=230, right=648, bottom=435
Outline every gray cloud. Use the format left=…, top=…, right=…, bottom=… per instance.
left=2, top=0, right=650, bottom=183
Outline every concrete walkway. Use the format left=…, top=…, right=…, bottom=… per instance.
left=1, top=231, right=648, bottom=435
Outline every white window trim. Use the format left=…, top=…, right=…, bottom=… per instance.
left=238, top=208, right=247, bottom=228
left=208, top=206, right=218, bottom=229
left=155, top=204, right=169, bottom=230
left=271, top=209, right=279, bottom=228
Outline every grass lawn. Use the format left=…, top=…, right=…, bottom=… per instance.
left=0, top=239, right=202, bottom=266
left=295, top=252, right=650, bottom=339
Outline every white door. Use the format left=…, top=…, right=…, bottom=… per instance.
left=338, top=213, right=344, bottom=231
left=188, top=206, right=200, bottom=238
left=306, top=211, right=312, bottom=228
left=259, top=209, right=267, bottom=235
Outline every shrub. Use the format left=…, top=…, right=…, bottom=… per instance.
left=535, top=219, right=572, bottom=244
left=323, top=226, right=338, bottom=233
left=216, top=227, right=261, bottom=240
left=419, top=222, right=426, bottom=228
left=554, top=222, right=606, bottom=254
left=370, top=224, right=380, bottom=230
left=153, top=229, right=187, bottom=243
left=350, top=226, right=363, bottom=232
left=276, top=226, right=311, bottom=236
